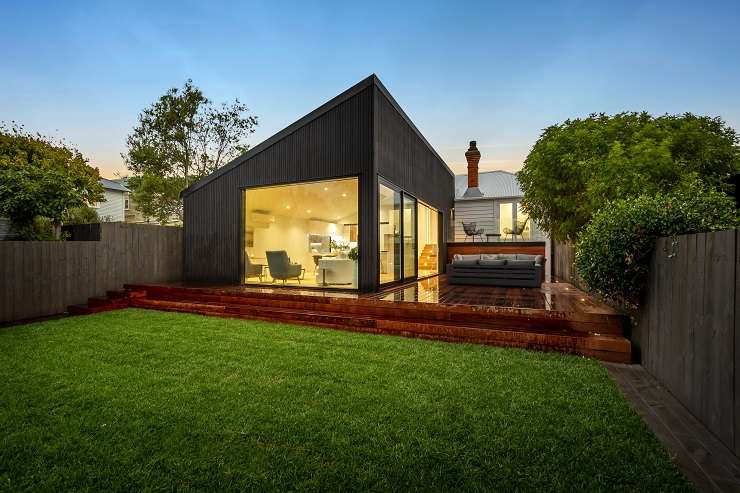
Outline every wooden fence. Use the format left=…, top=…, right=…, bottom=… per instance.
left=0, top=223, right=183, bottom=323
left=62, top=223, right=102, bottom=241
left=636, top=230, right=739, bottom=456
left=551, top=240, right=583, bottom=288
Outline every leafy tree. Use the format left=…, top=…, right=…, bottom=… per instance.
left=124, top=174, right=186, bottom=225
left=517, top=112, right=740, bottom=241
left=575, top=177, right=739, bottom=308
left=0, top=123, right=104, bottom=239
left=63, top=205, right=100, bottom=225
left=123, top=80, right=258, bottom=222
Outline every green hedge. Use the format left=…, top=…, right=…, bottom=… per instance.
left=574, top=178, right=739, bottom=308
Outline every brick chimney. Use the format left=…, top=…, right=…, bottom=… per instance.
left=463, top=140, right=483, bottom=198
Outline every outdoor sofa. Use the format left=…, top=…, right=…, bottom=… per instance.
left=446, top=253, right=546, bottom=287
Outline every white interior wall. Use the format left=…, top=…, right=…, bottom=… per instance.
left=251, top=213, right=357, bottom=273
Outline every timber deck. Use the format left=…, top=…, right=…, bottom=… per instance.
left=68, top=275, right=631, bottom=363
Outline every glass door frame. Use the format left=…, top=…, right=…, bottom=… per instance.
left=378, top=179, right=402, bottom=285
left=402, top=193, right=417, bottom=281
left=378, top=177, right=405, bottom=286
left=377, top=177, right=441, bottom=287
left=416, top=198, right=442, bottom=280
left=239, top=174, right=362, bottom=290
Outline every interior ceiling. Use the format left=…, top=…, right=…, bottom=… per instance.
left=246, top=178, right=358, bottom=223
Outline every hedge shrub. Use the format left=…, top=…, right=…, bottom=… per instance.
left=575, top=177, right=739, bottom=308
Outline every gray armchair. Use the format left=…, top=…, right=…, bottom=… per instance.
left=266, top=250, right=305, bottom=284
left=245, top=256, right=264, bottom=282
left=462, top=222, right=484, bottom=242
left=503, top=218, right=529, bottom=241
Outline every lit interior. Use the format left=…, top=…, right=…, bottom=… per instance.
left=243, top=177, right=359, bottom=288
left=378, top=183, right=401, bottom=284
left=379, top=181, right=440, bottom=284
left=417, top=201, right=439, bottom=278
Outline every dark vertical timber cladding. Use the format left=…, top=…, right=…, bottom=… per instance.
left=373, top=85, right=455, bottom=277
left=183, top=86, right=374, bottom=285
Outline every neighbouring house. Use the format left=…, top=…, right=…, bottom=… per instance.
left=93, top=178, right=131, bottom=222
left=181, top=74, right=454, bottom=291
left=453, top=141, right=547, bottom=243
left=111, top=178, right=145, bottom=224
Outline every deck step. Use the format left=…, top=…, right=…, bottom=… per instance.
left=142, top=293, right=593, bottom=338
left=130, top=297, right=378, bottom=329
left=127, top=296, right=631, bottom=363
left=131, top=285, right=625, bottom=336
left=106, top=289, right=129, bottom=299
left=67, top=303, right=124, bottom=315
left=87, top=296, right=128, bottom=308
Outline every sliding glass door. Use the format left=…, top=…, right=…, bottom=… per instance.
left=402, top=194, right=417, bottom=279
left=417, top=201, right=439, bottom=278
left=379, top=178, right=441, bottom=285
left=379, top=183, right=401, bottom=284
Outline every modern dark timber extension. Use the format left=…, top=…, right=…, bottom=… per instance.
left=181, top=75, right=454, bottom=291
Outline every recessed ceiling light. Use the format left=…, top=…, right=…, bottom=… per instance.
left=342, top=193, right=347, bottom=197
left=323, top=187, right=329, bottom=191
left=285, top=205, right=291, bottom=209
left=306, top=209, right=311, bottom=214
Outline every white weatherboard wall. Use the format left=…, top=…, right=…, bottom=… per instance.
left=453, top=197, right=546, bottom=242
left=96, top=189, right=126, bottom=222
left=454, top=199, right=496, bottom=242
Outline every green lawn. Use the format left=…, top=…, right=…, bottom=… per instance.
left=0, top=309, right=689, bottom=492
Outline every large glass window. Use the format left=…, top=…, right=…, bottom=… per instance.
left=498, top=201, right=538, bottom=240
left=499, top=202, right=513, bottom=238
left=243, top=177, right=359, bottom=289
left=417, top=202, right=439, bottom=278
left=379, top=179, right=441, bottom=284
left=403, top=195, right=417, bottom=279
left=379, top=183, right=401, bottom=284
left=516, top=203, right=532, bottom=240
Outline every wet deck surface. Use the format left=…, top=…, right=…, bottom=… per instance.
left=157, top=275, right=619, bottom=316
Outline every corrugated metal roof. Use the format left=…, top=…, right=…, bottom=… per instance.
left=455, top=170, right=522, bottom=199
left=100, top=178, right=130, bottom=192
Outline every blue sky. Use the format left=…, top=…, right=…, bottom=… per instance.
left=2, top=1, right=739, bottom=177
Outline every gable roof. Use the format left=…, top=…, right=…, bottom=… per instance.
left=181, top=74, right=452, bottom=197
left=455, top=170, right=522, bottom=200
left=100, top=177, right=130, bottom=192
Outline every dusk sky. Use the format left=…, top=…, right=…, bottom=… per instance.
left=3, top=1, right=739, bottom=178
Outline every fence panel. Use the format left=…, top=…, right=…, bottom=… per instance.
left=637, top=230, right=738, bottom=455
left=0, top=223, right=182, bottom=323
